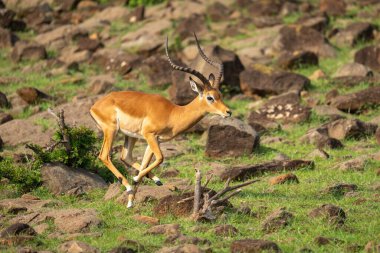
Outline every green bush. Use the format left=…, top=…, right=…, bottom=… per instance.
left=0, top=158, right=41, bottom=192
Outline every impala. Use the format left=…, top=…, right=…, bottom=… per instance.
left=90, top=34, right=231, bottom=208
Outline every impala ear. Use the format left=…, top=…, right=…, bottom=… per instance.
left=208, top=73, right=215, bottom=87
left=189, top=76, right=204, bottom=96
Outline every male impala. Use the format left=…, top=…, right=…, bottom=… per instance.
left=90, top=34, right=231, bottom=208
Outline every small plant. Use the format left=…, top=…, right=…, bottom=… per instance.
left=128, top=0, right=165, bottom=8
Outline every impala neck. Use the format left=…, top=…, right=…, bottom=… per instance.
left=171, top=96, right=207, bottom=134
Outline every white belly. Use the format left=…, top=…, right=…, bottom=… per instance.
left=116, top=108, right=144, bottom=139
left=120, top=128, right=144, bottom=139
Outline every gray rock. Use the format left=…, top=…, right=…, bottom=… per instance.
left=231, top=239, right=281, bottom=253
left=58, top=240, right=100, bottom=253
left=334, top=63, right=373, bottom=78
left=262, top=208, right=293, bottom=233
left=309, top=204, right=346, bottom=225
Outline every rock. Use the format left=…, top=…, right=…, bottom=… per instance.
left=309, top=69, right=326, bottom=80
left=16, top=87, right=51, bottom=104
left=314, top=236, right=341, bottom=246
left=207, top=2, right=231, bottom=22
left=241, top=0, right=283, bottom=16
left=247, top=111, right=280, bottom=133
left=88, top=74, right=116, bottom=95
left=0, top=197, right=53, bottom=213
left=277, top=51, right=318, bottom=69
left=152, top=192, right=196, bottom=218
left=0, top=8, right=15, bottom=28
left=165, top=233, right=210, bottom=246
left=334, top=63, right=373, bottom=78
left=91, top=48, right=138, bottom=76
left=176, top=14, right=208, bottom=40
left=139, top=55, right=171, bottom=88
left=77, top=37, right=102, bottom=52
left=34, top=25, right=86, bottom=50
left=365, top=241, right=380, bottom=253
left=261, top=136, right=285, bottom=145
left=157, top=244, right=206, bottom=253
left=296, top=15, right=329, bottom=32
left=0, top=91, right=9, bottom=108
left=132, top=215, right=159, bottom=225
left=320, top=0, right=346, bottom=16
left=269, top=173, right=299, bottom=185
left=0, top=112, right=12, bottom=125
left=230, top=239, right=281, bottom=253
left=248, top=92, right=311, bottom=126
left=187, top=44, right=245, bottom=95
left=354, top=46, right=380, bottom=72
left=262, top=208, right=293, bottom=233
left=327, top=119, right=377, bottom=140
left=332, top=75, right=380, bottom=88
left=41, top=163, right=107, bottom=196
left=330, top=86, right=380, bottom=112
left=11, top=41, right=47, bottom=62
left=307, top=149, right=330, bottom=159
left=209, top=159, right=314, bottom=181
left=58, top=240, right=100, bottom=253
left=0, top=223, right=36, bottom=237
left=274, top=25, right=336, bottom=58
left=309, top=204, right=346, bottom=225
left=125, top=5, right=144, bottom=23
left=59, top=47, right=91, bottom=65
left=169, top=70, right=195, bottom=105
left=108, top=239, right=144, bottom=253
left=121, top=34, right=162, bottom=56
left=0, top=26, right=18, bottom=47
left=252, top=16, right=282, bottom=28
left=146, top=224, right=180, bottom=236
left=104, top=182, right=122, bottom=201
left=160, top=168, right=180, bottom=178
left=332, top=22, right=375, bottom=47
left=0, top=135, right=3, bottom=149
left=214, top=224, right=238, bottom=237
left=376, top=128, right=380, bottom=145
left=11, top=208, right=101, bottom=234
left=335, top=156, right=367, bottom=171
left=205, top=117, right=259, bottom=157
left=240, top=65, right=309, bottom=97
left=323, top=183, right=358, bottom=195
left=301, top=126, right=344, bottom=149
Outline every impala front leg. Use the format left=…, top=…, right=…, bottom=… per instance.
left=133, top=133, right=163, bottom=183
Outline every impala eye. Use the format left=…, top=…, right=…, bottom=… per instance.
left=206, top=96, right=214, bottom=103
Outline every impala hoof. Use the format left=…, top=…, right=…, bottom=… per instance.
left=155, top=180, right=163, bottom=186
left=127, top=200, right=133, bottom=208
left=132, top=176, right=140, bottom=185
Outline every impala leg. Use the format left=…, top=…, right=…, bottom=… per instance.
left=120, top=137, right=162, bottom=185
left=133, top=133, right=163, bottom=183
left=99, top=129, right=134, bottom=208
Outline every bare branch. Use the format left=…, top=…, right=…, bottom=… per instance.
left=193, top=169, right=202, bottom=215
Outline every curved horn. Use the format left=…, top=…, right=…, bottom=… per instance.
left=194, top=33, right=224, bottom=88
left=165, top=36, right=209, bottom=85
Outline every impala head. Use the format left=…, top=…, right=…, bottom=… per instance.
left=166, top=33, right=232, bottom=118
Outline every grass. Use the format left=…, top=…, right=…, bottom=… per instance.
left=1, top=3, right=380, bottom=253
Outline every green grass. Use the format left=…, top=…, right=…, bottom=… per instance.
left=1, top=4, right=380, bottom=252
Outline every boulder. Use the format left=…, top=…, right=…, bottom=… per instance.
left=146, top=224, right=180, bottom=236
left=330, top=86, right=380, bottom=112
left=139, top=55, right=171, bottom=88
left=296, top=15, right=329, bottom=32
left=209, top=159, right=314, bottom=181
left=41, top=163, right=107, bottom=196
left=125, top=5, right=145, bottom=23
left=168, top=70, right=195, bottom=105
left=230, top=239, right=281, bottom=253
left=327, top=118, right=377, bottom=140
left=0, top=26, right=17, bottom=47
left=22, top=3, right=54, bottom=31
left=16, top=87, right=51, bottom=104
left=11, top=41, right=47, bottom=62
left=300, top=126, right=344, bottom=149
left=242, top=0, right=283, bottom=16
left=214, top=224, right=238, bottom=237
left=277, top=51, right=318, bottom=69
left=248, top=92, right=311, bottom=128
left=269, top=173, right=299, bottom=185
left=0, top=196, right=54, bottom=213
left=88, top=74, right=116, bottom=95
left=176, top=14, right=208, bottom=40
left=0, top=223, right=36, bottom=237
left=133, top=215, right=159, bottom=225
left=240, top=65, right=309, bottom=96
left=0, top=8, right=15, bottom=28
left=307, top=149, right=330, bottom=159
left=58, top=240, right=100, bottom=253
left=11, top=208, right=101, bottom=234
left=59, top=47, right=91, bottom=65
left=332, top=22, right=375, bottom=47
left=309, top=204, right=346, bottom=225
left=319, top=0, right=346, bottom=16
left=323, top=183, right=357, bottom=196
left=91, top=48, right=139, bottom=76
left=157, top=244, right=206, bottom=253
left=121, top=34, right=162, bottom=56
left=376, top=128, right=380, bottom=145
left=205, top=117, right=259, bottom=157
left=0, top=91, right=8, bottom=107
left=262, top=208, right=294, bottom=233
left=354, top=46, right=380, bottom=72
left=207, top=2, right=231, bottom=22
left=34, top=25, right=87, bottom=50
left=334, top=156, right=368, bottom=171
left=252, top=16, right=282, bottom=28
left=77, top=37, right=103, bottom=52
left=333, top=63, right=373, bottom=78
left=273, top=25, right=336, bottom=58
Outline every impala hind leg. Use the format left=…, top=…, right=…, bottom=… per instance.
left=99, top=129, right=134, bottom=208
left=133, top=133, right=163, bottom=183
left=120, top=136, right=162, bottom=185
